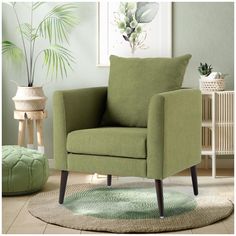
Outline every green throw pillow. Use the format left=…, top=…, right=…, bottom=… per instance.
left=101, top=54, right=192, bottom=127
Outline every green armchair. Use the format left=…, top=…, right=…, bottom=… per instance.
left=53, top=55, right=202, bottom=218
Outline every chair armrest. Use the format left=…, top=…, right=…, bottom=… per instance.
left=53, top=87, right=107, bottom=170
left=147, top=89, right=201, bottom=179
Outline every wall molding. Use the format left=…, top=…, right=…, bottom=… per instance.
left=48, top=158, right=55, bottom=169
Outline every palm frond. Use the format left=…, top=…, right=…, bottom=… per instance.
left=19, top=23, right=38, bottom=41
left=4, top=2, right=16, bottom=8
left=39, top=4, right=78, bottom=43
left=43, top=44, right=75, bottom=79
left=33, top=2, right=45, bottom=11
left=2, top=40, right=24, bottom=63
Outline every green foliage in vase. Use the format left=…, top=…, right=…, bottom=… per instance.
left=114, top=2, right=158, bottom=54
left=198, top=63, right=213, bottom=76
left=2, top=2, right=78, bottom=87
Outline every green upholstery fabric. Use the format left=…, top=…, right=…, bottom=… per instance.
left=53, top=87, right=201, bottom=180
left=101, top=55, right=192, bottom=127
left=53, top=87, right=107, bottom=170
left=147, top=89, right=202, bottom=179
left=67, top=127, right=147, bottom=159
left=67, top=154, right=146, bottom=177
left=2, top=145, right=49, bottom=196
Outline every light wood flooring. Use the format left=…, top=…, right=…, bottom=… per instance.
left=2, top=169, right=234, bottom=234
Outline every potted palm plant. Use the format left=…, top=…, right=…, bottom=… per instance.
left=2, top=2, right=78, bottom=111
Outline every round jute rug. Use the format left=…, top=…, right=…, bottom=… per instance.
left=28, top=182, right=233, bottom=233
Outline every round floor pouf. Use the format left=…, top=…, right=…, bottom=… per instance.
left=2, top=145, right=49, bottom=196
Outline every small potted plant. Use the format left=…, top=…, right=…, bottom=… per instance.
left=2, top=2, right=78, bottom=111
left=198, top=63, right=225, bottom=91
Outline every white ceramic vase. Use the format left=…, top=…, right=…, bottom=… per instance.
left=12, top=86, right=47, bottom=111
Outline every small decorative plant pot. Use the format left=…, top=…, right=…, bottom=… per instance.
left=199, top=74, right=225, bottom=92
left=12, top=86, right=47, bottom=111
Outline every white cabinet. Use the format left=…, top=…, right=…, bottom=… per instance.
left=201, top=91, right=234, bottom=177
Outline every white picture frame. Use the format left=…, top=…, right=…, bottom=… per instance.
left=97, top=2, right=172, bottom=66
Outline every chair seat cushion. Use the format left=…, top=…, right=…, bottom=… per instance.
left=67, top=127, right=147, bottom=159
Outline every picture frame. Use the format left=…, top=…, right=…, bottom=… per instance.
left=97, top=2, right=172, bottom=66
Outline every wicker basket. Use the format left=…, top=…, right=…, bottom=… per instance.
left=199, top=77, right=225, bottom=92
left=12, top=86, right=47, bottom=111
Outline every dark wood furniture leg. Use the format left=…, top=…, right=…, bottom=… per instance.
left=155, top=179, right=164, bottom=218
left=59, top=170, right=69, bottom=204
left=107, top=174, right=112, bottom=187
left=190, top=165, right=198, bottom=195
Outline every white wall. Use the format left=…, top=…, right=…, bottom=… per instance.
left=2, top=3, right=234, bottom=166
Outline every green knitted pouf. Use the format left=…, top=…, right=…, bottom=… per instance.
left=2, top=145, right=49, bottom=196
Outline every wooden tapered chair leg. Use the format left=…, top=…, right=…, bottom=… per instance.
left=59, top=170, right=69, bottom=204
left=107, top=174, right=112, bottom=187
left=155, top=179, right=164, bottom=218
left=190, top=165, right=198, bottom=196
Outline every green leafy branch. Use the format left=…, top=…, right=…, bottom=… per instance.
left=115, top=2, right=158, bottom=54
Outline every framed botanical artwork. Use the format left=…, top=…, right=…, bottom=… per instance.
left=97, top=2, right=172, bottom=66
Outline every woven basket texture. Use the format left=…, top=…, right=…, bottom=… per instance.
left=200, top=78, right=224, bottom=92
left=12, top=86, right=47, bottom=111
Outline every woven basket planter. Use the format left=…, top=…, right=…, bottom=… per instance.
left=199, top=77, right=225, bottom=92
left=12, top=86, right=47, bottom=111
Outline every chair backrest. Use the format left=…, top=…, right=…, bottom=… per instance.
left=101, top=54, right=192, bottom=127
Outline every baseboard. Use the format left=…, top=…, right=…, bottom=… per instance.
left=48, top=158, right=55, bottom=169
left=198, top=157, right=234, bottom=169
left=47, top=157, right=234, bottom=170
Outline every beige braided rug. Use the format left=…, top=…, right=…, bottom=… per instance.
left=28, top=182, right=233, bottom=233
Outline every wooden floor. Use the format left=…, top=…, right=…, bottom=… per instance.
left=2, top=169, right=234, bottom=234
